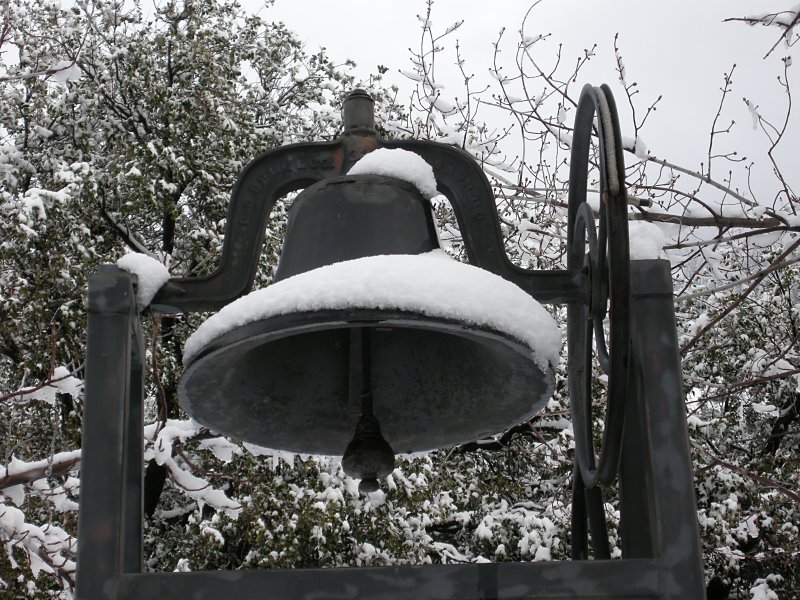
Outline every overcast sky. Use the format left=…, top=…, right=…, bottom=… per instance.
left=256, top=0, right=797, bottom=205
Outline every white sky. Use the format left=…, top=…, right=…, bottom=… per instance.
left=258, top=0, right=798, bottom=206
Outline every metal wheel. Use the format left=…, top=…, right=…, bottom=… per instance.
left=567, top=84, right=631, bottom=490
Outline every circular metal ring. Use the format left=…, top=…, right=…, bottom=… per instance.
left=567, top=84, right=631, bottom=489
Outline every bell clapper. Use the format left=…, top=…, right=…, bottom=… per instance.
left=341, top=328, right=395, bottom=494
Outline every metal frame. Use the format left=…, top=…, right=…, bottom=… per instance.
left=76, top=89, right=705, bottom=599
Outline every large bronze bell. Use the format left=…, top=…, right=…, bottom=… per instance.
left=178, top=160, right=556, bottom=491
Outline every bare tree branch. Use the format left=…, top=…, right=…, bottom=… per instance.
left=724, top=8, right=800, bottom=59
left=680, top=238, right=800, bottom=354
left=99, top=189, right=155, bottom=256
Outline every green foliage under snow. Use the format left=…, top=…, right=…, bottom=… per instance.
left=1, top=1, right=799, bottom=599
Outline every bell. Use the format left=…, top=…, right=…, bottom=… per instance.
left=178, top=171, right=558, bottom=487
left=273, top=174, right=440, bottom=281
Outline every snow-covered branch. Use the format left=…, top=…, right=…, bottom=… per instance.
left=693, top=443, right=800, bottom=504
left=724, top=5, right=800, bottom=58
left=0, top=502, right=76, bottom=587
left=680, top=238, right=800, bottom=354
left=0, top=451, right=81, bottom=492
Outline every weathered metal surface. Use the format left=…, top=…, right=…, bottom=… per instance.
left=179, top=310, right=554, bottom=455
left=567, top=84, right=631, bottom=492
left=628, top=259, right=705, bottom=597
left=114, top=559, right=663, bottom=599
left=76, top=88, right=705, bottom=599
left=273, top=174, right=439, bottom=281
left=77, top=266, right=144, bottom=597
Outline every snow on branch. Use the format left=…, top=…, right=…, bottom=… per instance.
left=5, top=366, right=83, bottom=405
left=0, top=451, right=81, bottom=492
left=99, top=190, right=153, bottom=256
left=680, top=238, right=800, bottom=354
left=693, top=443, right=800, bottom=504
left=161, top=456, right=241, bottom=518
left=724, top=4, right=800, bottom=58
left=0, top=501, right=76, bottom=585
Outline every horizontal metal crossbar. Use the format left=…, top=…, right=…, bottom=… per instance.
left=115, top=559, right=663, bottom=600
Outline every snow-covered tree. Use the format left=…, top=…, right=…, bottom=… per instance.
left=1, top=1, right=798, bottom=599
left=0, top=0, right=401, bottom=594
left=384, top=2, right=799, bottom=597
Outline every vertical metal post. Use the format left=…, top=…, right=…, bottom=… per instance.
left=625, top=259, right=705, bottom=597
left=618, top=366, right=656, bottom=558
left=76, top=266, right=143, bottom=599
left=121, top=312, right=145, bottom=573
